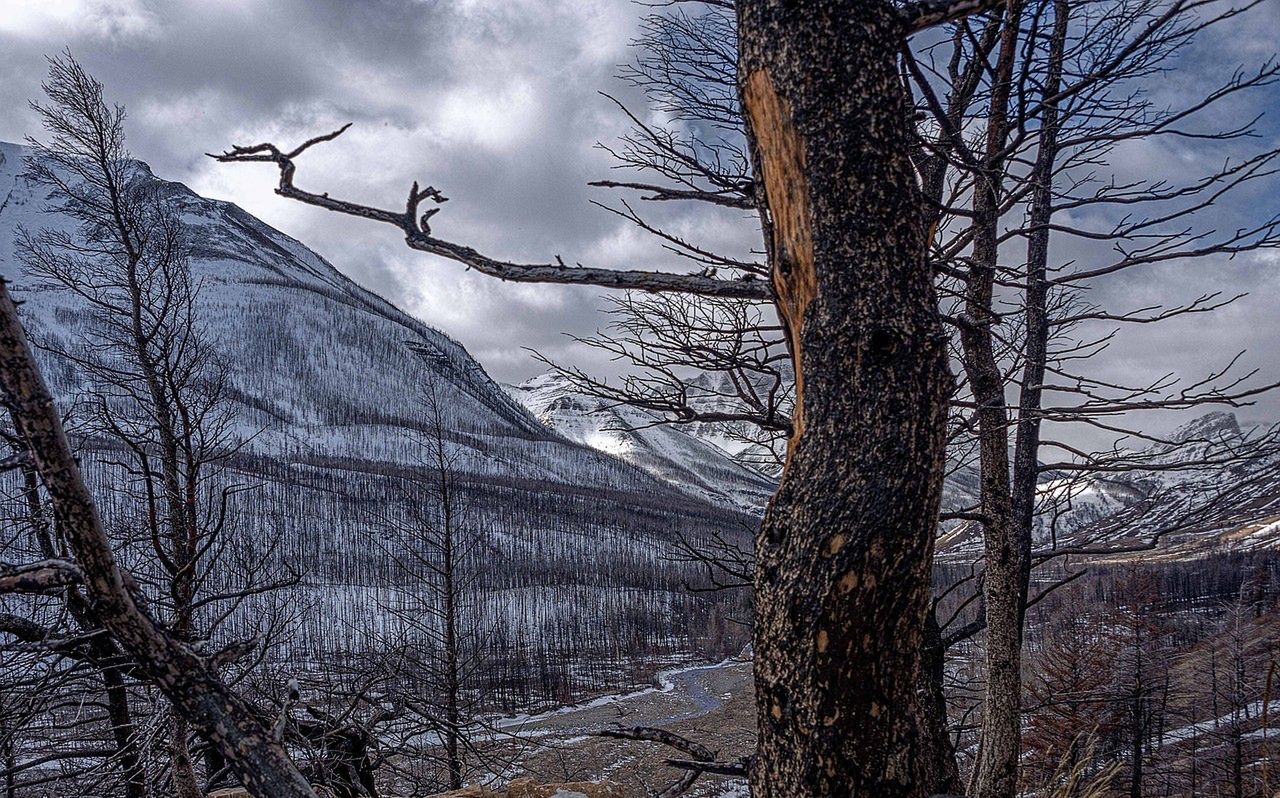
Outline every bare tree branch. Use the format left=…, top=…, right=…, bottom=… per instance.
left=0, top=559, right=82, bottom=594
left=210, top=127, right=772, bottom=300
left=901, top=0, right=1007, bottom=34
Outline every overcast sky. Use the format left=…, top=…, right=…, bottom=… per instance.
left=1, top=0, right=1279, bottom=442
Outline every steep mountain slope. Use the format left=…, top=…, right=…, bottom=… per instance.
left=0, top=140, right=679, bottom=487
left=0, top=142, right=755, bottom=690
left=500, top=374, right=1018, bottom=536
left=507, top=372, right=777, bottom=511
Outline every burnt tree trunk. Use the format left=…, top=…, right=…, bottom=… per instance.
left=1011, top=0, right=1068, bottom=569
left=964, top=5, right=1024, bottom=797
left=2, top=736, right=14, bottom=798
left=737, top=3, right=952, bottom=795
left=913, top=17, right=1002, bottom=792
left=983, top=5, right=1069, bottom=796
left=920, top=611, right=962, bottom=794
left=171, top=716, right=202, bottom=798
left=438, top=442, right=463, bottom=791
left=102, top=660, right=147, bottom=798
left=1011, top=0, right=1067, bottom=568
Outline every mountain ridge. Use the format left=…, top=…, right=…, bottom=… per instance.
left=0, top=140, right=757, bottom=691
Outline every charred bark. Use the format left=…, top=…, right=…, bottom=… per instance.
left=736, top=3, right=953, bottom=795
left=920, top=611, right=962, bottom=794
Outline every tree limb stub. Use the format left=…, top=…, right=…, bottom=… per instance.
left=0, top=558, right=82, bottom=594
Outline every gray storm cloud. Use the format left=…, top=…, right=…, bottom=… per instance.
left=1, top=0, right=1277, bottom=447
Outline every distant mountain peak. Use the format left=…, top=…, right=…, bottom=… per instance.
left=507, top=371, right=775, bottom=513
left=1171, top=410, right=1241, bottom=442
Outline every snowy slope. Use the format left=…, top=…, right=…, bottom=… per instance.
left=0, top=140, right=717, bottom=493
left=504, top=372, right=996, bottom=523
left=507, top=372, right=776, bottom=511
left=0, top=141, right=756, bottom=670
left=505, top=377, right=1280, bottom=562
left=936, top=412, right=1280, bottom=561
left=0, top=139, right=775, bottom=523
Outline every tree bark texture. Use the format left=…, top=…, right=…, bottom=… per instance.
left=737, top=3, right=953, bottom=795
left=963, top=5, right=1023, bottom=796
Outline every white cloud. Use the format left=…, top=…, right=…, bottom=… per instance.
left=0, top=0, right=159, bottom=40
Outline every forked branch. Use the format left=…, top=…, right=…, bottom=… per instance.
left=211, top=126, right=772, bottom=300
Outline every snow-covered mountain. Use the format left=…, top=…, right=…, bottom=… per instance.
left=0, top=140, right=662, bottom=488
left=506, top=372, right=777, bottom=511
left=506, top=368, right=1280, bottom=563
left=936, top=411, right=1280, bottom=561
left=6, top=134, right=1279, bottom=680
left=677, top=369, right=792, bottom=476
left=0, top=141, right=755, bottom=675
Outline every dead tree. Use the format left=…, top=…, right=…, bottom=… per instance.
left=13, top=53, right=300, bottom=797
left=377, top=378, right=489, bottom=792
left=564, top=6, right=992, bottom=790
left=0, top=439, right=150, bottom=798
left=1022, top=612, right=1120, bottom=788
left=951, top=7, right=1025, bottom=796
left=214, top=2, right=1016, bottom=794
left=904, top=2, right=1280, bottom=793
left=562, top=4, right=1279, bottom=794
left=0, top=273, right=316, bottom=797
left=0, top=55, right=316, bottom=798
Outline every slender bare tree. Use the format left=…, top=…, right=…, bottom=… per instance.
left=13, top=53, right=305, bottom=798
left=0, top=54, right=317, bottom=798
left=377, top=378, right=490, bottom=792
